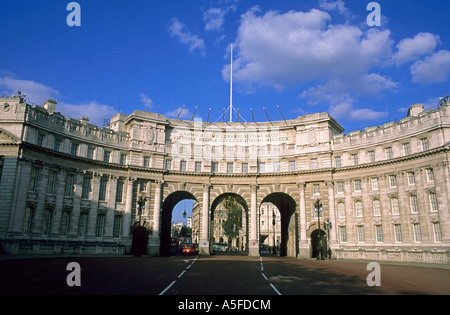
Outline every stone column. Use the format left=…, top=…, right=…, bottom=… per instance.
left=326, top=181, right=337, bottom=243
left=122, top=177, right=135, bottom=238
left=199, top=183, right=210, bottom=255
left=69, top=171, right=84, bottom=237
left=248, top=184, right=259, bottom=256
left=148, top=180, right=162, bottom=256
left=298, top=181, right=309, bottom=258
left=104, top=175, right=117, bottom=239
left=86, top=173, right=100, bottom=238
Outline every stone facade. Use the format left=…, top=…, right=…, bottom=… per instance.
left=0, top=94, right=449, bottom=264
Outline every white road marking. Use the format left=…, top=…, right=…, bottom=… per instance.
left=270, top=283, right=282, bottom=295
left=159, top=280, right=176, bottom=295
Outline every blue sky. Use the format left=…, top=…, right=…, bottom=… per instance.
left=1, top=0, right=450, bottom=224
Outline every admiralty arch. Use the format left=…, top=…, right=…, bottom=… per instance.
left=0, top=94, right=449, bottom=264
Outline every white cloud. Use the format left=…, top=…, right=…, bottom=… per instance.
left=203, top=0, right=238, bottom=31
left=410, top=50, right=450, bottom=84
left=225, top=8, right=393, bottom=90
left=58, top=101, right=118, bottom=126
left=319, top=0, right=351, bottom=18
left=168, top=17, right=206, bottom=56
left=393, top=32, right=441, bottom=65
left=0, top=76, right=59, bottom=104
left=140, top=93, right=153, bottom=109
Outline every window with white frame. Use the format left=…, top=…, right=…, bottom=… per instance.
left=433, top=222, right=442, bottom=242
left=412, top=223, right=422, bottom=242
left=410, top=195, right=419, bottom=213
left=391, top=197, right=400, bottom=215
left=371, top=178, right=379, bottom=190
left=426, top=167, right=434, bottom=181
left=375, top=225, right=383, bottom=243
left=288, top=160, right=296, bottom=171
left=394, top=224, right=402, bottom=243
left=120, top=154, right=127, bottom=165
left=407, top=172, right=415, bottom=185
left=310, top=158, right=318, bottom=170
left=354, top=179, right=361, bottom=192
left=355, top=200, right=363, bottom=217
left=429, top=192, right=438, bottom=211
left=165, top=159, right=172, bottom=170
left=421, top=137, right=429, bottom=151
left=242, top=163, right=248, bottom=174
left=357, top=225, right=365, bottom=243
left=389, top=174, right=397, bottom=187
left=336, top=182, right=344, bottom=193
left=337, top=202, right=346, bottom=218
left=335, top=156, right=342, bottom=168
left=339, top=226, right=347, bottom=243
left=180, top=160, right=187, bottom=171
left=113, top=215, right=122, bottom=238
left=403, top=142, right=411, bottom=156
left=273, top=161, right=280, bottom=172
left=373, top=199, right=381, bottom=216
left=195, top=161, right=202, bottom=172
left=313, top=184, right=320, bottom=195
left=143, top=156, right=151, bottom=167
left=351, top=153, right=359, bottom=166
left=368, top=150, right=376, bottom=163
left=95, top=214, right=105, bottom=237
left=385, top=147, right=393, bottom=159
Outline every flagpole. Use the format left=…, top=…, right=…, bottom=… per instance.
left=230, top=44, right=233, bottom=123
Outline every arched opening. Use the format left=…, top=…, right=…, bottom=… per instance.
left=260, top=193, right=297, bottom=257
left=160, top=191, right=196, bottom=257
left=210, top=193, right=249, bottom=255
left=310, top=229, right=327, bottom=259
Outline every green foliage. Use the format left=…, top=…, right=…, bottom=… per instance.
left=222, top=203, right=242, bottom=240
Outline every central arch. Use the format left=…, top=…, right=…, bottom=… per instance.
left=160, top=191, right=197, bottom=256
left=261, top=193, right=297, bottom=257
left=210, top=193, right=249, bottom=255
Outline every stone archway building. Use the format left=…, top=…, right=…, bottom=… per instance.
left=0, top=95, right=449, bottom=263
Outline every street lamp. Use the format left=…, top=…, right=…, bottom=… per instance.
left=314, top=199, right=323, bottom=260
left=272, top=210, right=276, bottom=255
left=324, top=219, right=332, bottom=259
left=137, top=196, right=146, bottom=226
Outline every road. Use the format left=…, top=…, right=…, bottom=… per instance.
left=0, top=254, right=449, bottom=295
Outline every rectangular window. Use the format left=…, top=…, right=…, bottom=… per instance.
left=120, top=154, right=127, bottom=165
left=78, top=212, right=88, bottom=236
left=357, top=226, right=365, bottom=243
left=242, top=163, right=248, bottom=174
left=46, top=170, right=57, bottom=195
left=389, top=175, right=397, bottom=187
left=288, top=160, right=296, bottom=172
left=60, top=211, right=70, bottom=236
left=54, top=138, right=61, bottom=152
left=336, top=182, right=344, bottom=193
left=103, top=150, right=111, bottom=163
left=410, top=195, right=419, bottom=213
left=99, top=178, right=108, bottom=202
left=211, top=162, right=218, bottom=173
left=227, top=162, right=234, bottom=174
left=71, top=143, right=79, bottom=156
left=335, top=156, right=342, bottom=168
left=29, top=166, right=40, bottom=192
left=354, top=179, right=361, bottom=192
left=375, top=225, right=384, bottom=243
left=385, top=147, right=393, bottom=159
left=113, top=215, right=122, bottom=238
left=165, top=159, right=172, bottom=170
left=313, top=184, right=320, bottom=195
left=351, top=153, right=359, bottom=166
left=143, top=156, right=150, bottom=167
left=180, top=160, right=187, bottom=171
left=394, top=224, right=403, bottom=243
left=403, top=142, right=411, bottom=156
left=195, top=161, right=202, bottom=172
left=64, top=174, right=75, bottom=197
left=337, top=202, right=346, bottom=218
left=421, top=138, right=429, bottom=151
left=407, top=172, right=415, bottom=185
left=433, top=222, right=442, bottom=242
left=87, top=147, right=94, bottom=159
left=355, top=201, right=363, bottom=217
left=310, top=158, right=318, bottom=170
left=391, top=197, right=399, bottom=215
left=371, top=178, right=379, bottom=190
left=339, top=226, right=347, bottom=243
left=37, top=133, right=44, bottom=147
left=368, top=150, right=376, bottom=163
left=95, top=214, right=105, bottom=237
left=42, top=209, right=52, bottom=236
left=258, top=162, right=265, bottom=173
left=413, top=223, right=422, bottom=242
left=82, top=176, right=91, bottom=199
left=116, top=179, right=124, bottom=203
left=23, top=207, right=35, bottom=235
left=429, top=192, right=438, bottom=211
left=273, top=161, right=280, bottom=172
left=373, top=199, right=381, bottom=216
left=426, top=168, right=434, bottom=181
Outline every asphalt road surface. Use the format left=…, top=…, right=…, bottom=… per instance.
left=0, top=254, right=449, bottom=295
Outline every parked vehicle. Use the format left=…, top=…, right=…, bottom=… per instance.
left=182, top=243, right=197, bottom=255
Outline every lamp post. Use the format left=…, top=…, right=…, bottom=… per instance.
left=324, top=219, right=332, bottom=259
left=137, top=196, right=146, bottom=226
left=314, top=199, right=323, bottom=260
left=272, top=210, right=276, bottom=255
